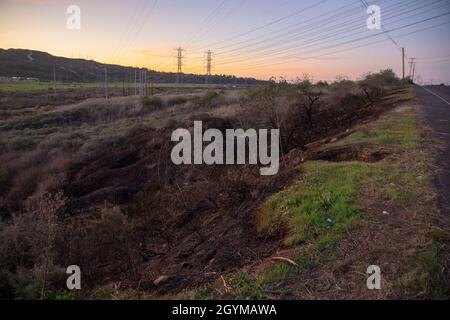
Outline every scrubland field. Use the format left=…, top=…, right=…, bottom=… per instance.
left=0, top=70, right=448, bottom=300
left=0, top=82, right=230, bottom=92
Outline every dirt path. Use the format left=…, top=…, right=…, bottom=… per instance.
left=415, top=85, right=450, bottom=214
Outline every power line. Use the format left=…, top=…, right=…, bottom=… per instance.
left=140, top=0, right=448, bottom=79
left=188, top=0, right=431, bottom=68
left=186, top=0, right=248, bottom=48
left=153, top=1, right=227, bottom=72
left=216, top=18, right=450, bottom=72
left=156, top=0, right=362, bottom=72
left=182, top=0, right=228, bottom=49
left=192, top=0, right=328, bottom=51
left=214, top=0, right=423, bottom=62
left=215, top=4, right=449, bottom=67
left=189, top=0, right=365, bottom=54
left=416, top=59, right=450, bottom=64
left=415, top=55, right=450, bottom=61
left=115, top=0, right=159, bottom=65
left=111, top=0, right=147, bottom=63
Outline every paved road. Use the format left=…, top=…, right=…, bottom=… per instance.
left=415, top=85, right=450, bottom=214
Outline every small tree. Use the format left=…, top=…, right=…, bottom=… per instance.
left=359, top=69, right=400, bottom=103
left=294, top=76, right=323, bottom=128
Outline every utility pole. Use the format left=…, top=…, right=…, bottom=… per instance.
left=139, top=69, right=142, bottom=96
left=205, top=50, right=212, bottom=88
left=104, top=66, right=108, bottom=99
left=412, top=62, right=416, bottom=83
left=144, top=69, right=147, bottom=96
left=127, top=69, right=130, bottom=96
left=402, top=48, right=405, bottom=80
left=142, top=69, right=145, bottom=96
left=149, top=70, right=154, bottom=96
left=134, top=68, right=137, bottom=96
left=175, top=47, right=184, bottom=94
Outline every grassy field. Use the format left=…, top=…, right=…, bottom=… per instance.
left=0, top=82, right=232, bottom=92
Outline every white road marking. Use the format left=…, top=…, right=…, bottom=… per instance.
left=421, top=86, right=450, bottom=106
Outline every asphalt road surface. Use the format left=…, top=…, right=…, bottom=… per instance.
left=415, top=85, right=450, bottom=214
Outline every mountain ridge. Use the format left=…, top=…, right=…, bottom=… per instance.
left=0, top=48, right=261, bottom=85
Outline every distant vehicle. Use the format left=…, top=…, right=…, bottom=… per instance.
left=440, top=83, right=445, bottom=86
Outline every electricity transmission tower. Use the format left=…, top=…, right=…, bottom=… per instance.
left=408, top=58, right=415, bottom=78
left=205, top=50, right=212, bottom=87
left=408, top=58, right=416, bottom=82
left=175, top=47, right=184, bottom=93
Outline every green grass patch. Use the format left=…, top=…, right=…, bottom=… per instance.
left=226, top=273, right=264, bottom=299
left=329, top=106, right=420, bottom=150
left=259, top=161, right=374, bottom=249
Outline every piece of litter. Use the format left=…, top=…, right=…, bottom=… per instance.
left=382, top=211, right=390, bottom=215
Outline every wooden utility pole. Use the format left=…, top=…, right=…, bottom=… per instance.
left=402, top=48, right=405, bottom=80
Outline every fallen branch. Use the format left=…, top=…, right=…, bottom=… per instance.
left=269, top=256, right=298, bottom=266
left=221, top=275, right=232, bottom=293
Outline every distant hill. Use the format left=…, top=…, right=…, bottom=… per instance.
left=0, top=48, right=262, bottom=85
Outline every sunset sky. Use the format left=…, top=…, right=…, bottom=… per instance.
left=1, top=0, right=449, bottom=82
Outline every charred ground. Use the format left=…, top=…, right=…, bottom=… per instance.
left=0, top=70, right=447, bottom=300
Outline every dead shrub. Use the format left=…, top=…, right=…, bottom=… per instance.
left=168, top=96, right=188, bottom=106
left=0, top=191, right=66, bottom=299
left=141, top=95, right=163, bottom=111
left=57, top=206, right=142, bottom=286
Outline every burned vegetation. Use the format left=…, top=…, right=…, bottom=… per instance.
left=0, top=70, right=408, bottom=299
